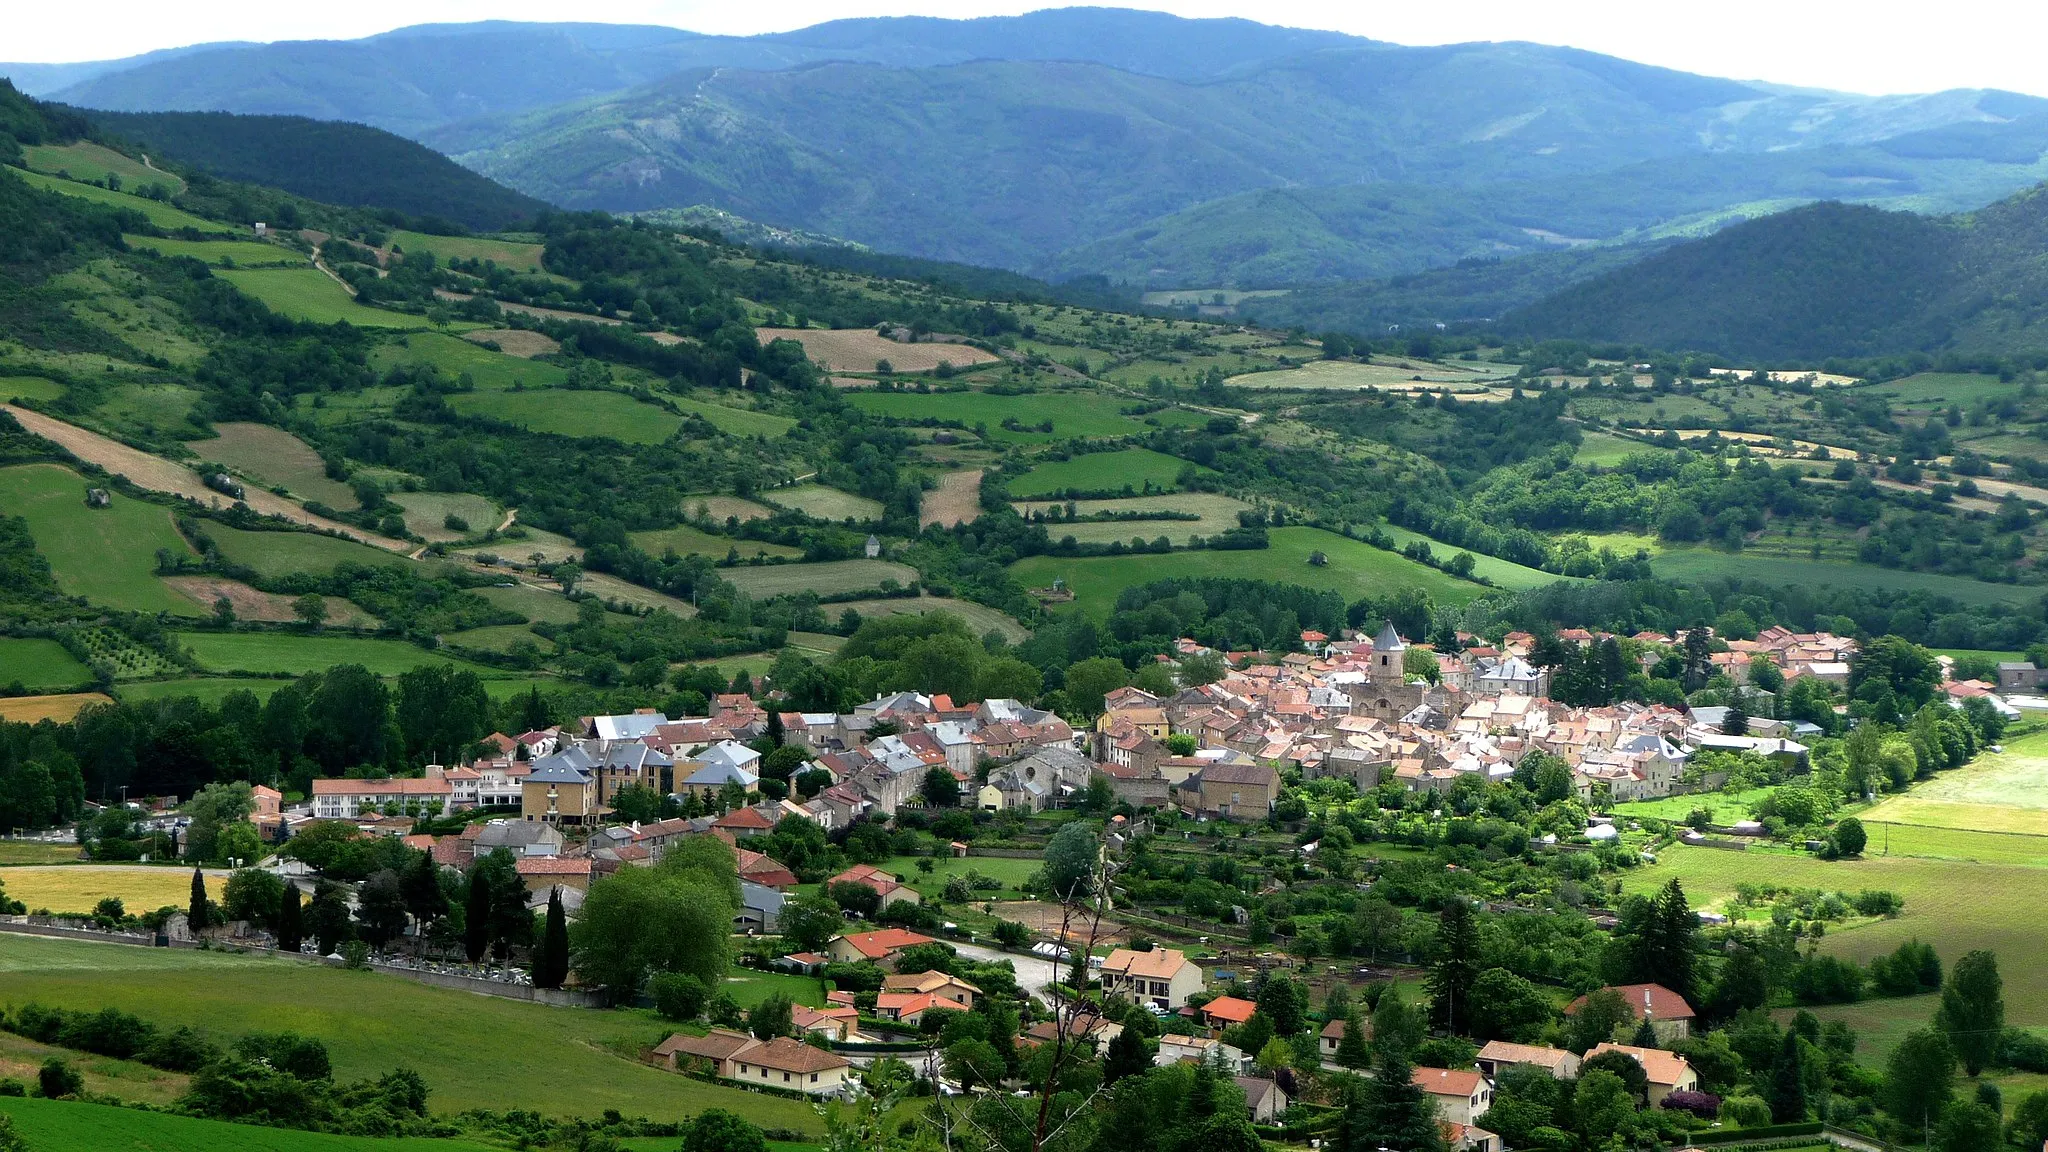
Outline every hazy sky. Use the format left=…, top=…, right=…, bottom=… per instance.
left=14, top=1, right=2048, bottom=99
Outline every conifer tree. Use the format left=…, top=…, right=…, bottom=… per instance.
left=276, top=884, right=303, bottom=953
left=187, top=866, right=210, bottom=933
left=535, top=887, right=569, bottom=988
left=1428, top=899, right=1481, bottom=1034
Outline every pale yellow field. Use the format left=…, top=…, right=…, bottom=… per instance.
left=756, top=328, right=1000, bottom=373
left=1226, top=358, right=1508, bottom=391
left=0, top=693, right=114, bottom=723
left=0, top=866, right=220, bottom=915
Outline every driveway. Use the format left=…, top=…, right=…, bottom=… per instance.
left=953, top=941, right=1061, bottom=1001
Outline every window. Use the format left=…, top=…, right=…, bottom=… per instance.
left=783, top=1072, right=791, bottom=1082
left=811, top=1073, right=819, bottom=1083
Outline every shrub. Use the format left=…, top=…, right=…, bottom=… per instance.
left=1661, top=1089, right=1722, bottom=1119
left=651, top=972, right=710, bottom=1021
left=1719, top=1095, right=1771, bottom=1127
left=992, top=919, right=1030, bottom=948
left=36, top=1057, right=82, bottom=1099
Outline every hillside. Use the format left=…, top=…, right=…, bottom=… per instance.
left=18, top=12, right=2048, bottom=285
left=84, top=110, right=551, bottom=230
left=1506, top=180, right=2048, bottom=359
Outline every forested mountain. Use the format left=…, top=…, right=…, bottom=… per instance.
left=1505, top=182, right=2048, bottom=359
left=13, top=11, right=2048, bottom=287
left=85, top=110, right=550, bottom=230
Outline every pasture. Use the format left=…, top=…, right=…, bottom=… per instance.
left=15, top=169, right=230, bottom=234
left=1010, top=525, right=1484, bottom=617
left=0, top=637, right=93, bottom=692
left=0, top=694, right=114, bottom=723
left=0, top=1038, right=189, bottom=1107
left=374, top=331, right=567, bottom=391
left=1573, top=430, right=1668, bottom=465
left=0, top=376, right=64, bottom=403
left=390, top=491, right=500, bottom=542
left=0, top=1098, right=505, bottom=1152
left=177, top=632, right=509, bottom=678
left=1647, top=549, right=2029, bottom=607
left=847, top=388, right=1182, bottom=443
left=389, top=229, right=547, bottom=273
left=764, top=484, right=884, bottom=522
left=686, top=496, right=777, bottom=523
left=629, top=524, right=800, bottom=561
left=214, top=268, right=427, bottom=329
left=0, top=934, right=823, bottom=1128
left=446, top=388, right=683, bottom=444
left=0, top=463, right=199, bottom=615
left=1627, top=834, right=2048, bottom=1061
left=923, top=469, right=983, bottom=528
left=123, top=235, right=299, bottom=267
left=461, top=328, right=559, bottom=357
left=824, top=596, right=1029, bottom=642
left=1861, top=728, right=2048, bottom=834
left=723, top=559, right=919, bottom=599
left=22, top=141, right=180, bottom=192
left=116, top=678, right=289, bottom=705
left=0, top=866, right=216, bottom=916
left=184, top=422, right=357, bottom=508
left=1008, top=449, right=1203, bottom=499
left=756, top=328, right=999, bottom=373
left=163, top=577, right=373, bottom=628
left=1379, top=525, right=1567, bottom=591
left=673, top=395, right=798, bottom=438
left=474, top=582, right=583, bottom=624
left=202, top=523, right=406, bottom=580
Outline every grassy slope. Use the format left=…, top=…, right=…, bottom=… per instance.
left=14, top=169, right=230, bottom=234
left=1647, top=548, right=2032, bottom=606
left=0, top=637, right=93, bottom=691
left=846, top=388, right=1173, bottom=443
left=0, top=1096, right=505, bottom=1152
left=0, top=935, right=822, bottom=1130
left=1010, top=525, right=1486, bottom=616
left=177, top=632, right=512, bottom=678
left=1008, top=449, right=1203, bottom=499
left=0, top=463, right=199, bottom=615
left=445, top=389, right=682, bottom=444
left=214, top=268, right=432, bottom=329
left=1379, top=524, right=1567, bottom=591
left=203, top=524, right=405, bottom=580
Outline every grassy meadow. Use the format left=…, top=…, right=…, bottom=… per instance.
left=673, top=395, right=798, bottom=438
left=184, top=423, right=358, bottom=508
left=1379, top=524, right=1567, bottom=591
left=389, top=230, right=547, bottom=273
left=1010, top=525, right=1484, bottom=616
left=15, top=170, right=230, bottom=234
left=1861, top=728, right=2048, bottom=834
left=1008, top=449, right=1204, bottom=499
left=214, top=268, right=429, bottom=329
left=723, top=559, right=919, bottom=599
left=373, top=332, right=568, bottom=391
left=22, top=142, right=180, bottom=192
left=445, top=388, right=682, bottom=444
left=0, top=934, right=822, bottom=1128
left=0, top=463, right=199, bottom=615
left=0, top=637, right=93, bottom=692
left=176, top=632, right=508, bottom=678
left=0, top=1098, right=507, bottom=1152
left=202, top=523, right=404, bottom=580
left=764, top=484, right=883, bottom=522
left=1647, top=549, right=2029, bottom=607
left=630, top=524, right=800, bottom=561
left=0, top=866, right=217, bottom=916
left=847, top=387, right=1186, bottom=443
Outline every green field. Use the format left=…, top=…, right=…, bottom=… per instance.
left=824, top=596, right=1030, bottom=641
left=723, top=559, right=919, bottom=599
left=389, top=491, right=500, bottom=541
left=0, top=375, right=65, bottom=403
left=184, top=423, right=357, bottom=508
left=372, top=332, right=568, bottom=392
left=1224, top=358, right=1506, bottom=391
left=1012, top=493, right=1253, bottom=546
left=178, top=632, right=510, bottom=678
left=847, top=388, right=1189, bottom=443
left=1009, top=449, right=1205, bottom=499
left=390, top=230, right=547, bottom=273
left=1010, top=525, right=1486, bottom=616
left=630, top=524, right=800, bottom=560
left=1379, top=525, right=1567, bottom=591
left=1862, top=372, right=2017, bottom=407
left=203, top=524, right=405, bottom=580
left=123, top=235, right=301, bottom=267
left=116, top=677, right=292, bottom=705
left=1573, top=430, right=1670, bottom=465
left=474, top=583, right=582, bottom=624
left=0, top=637, right=93, bottom=691
left=0, top=935, right=821, bottom=1129
left=673, top=396, right=798, bottom=438
left=1628, top=833, right=2048, bottom=1062
left=22, top=142, right=180, bottom=192
left=1861, top=728, right=2048, bottom=834
left=720, top=968, right=828, bottom=1009
left=880, top=853, right=1043, bottom=901
left=215, top=268, right=429, bottom=329
left=446, top=389, right=682, bottom=444
left=765, top=484, right=884, bottom=522
left=439, top=624, right=545, bottom=653
left=1647, top=549, right=2031, bottom=606
left=15, top=169, right=231, bottom=235
left=0, top=1098, right=505, bottom=1152
left=0, top=463, right=199, bottom=615
left=1610, top=787, right=1775, bottom=823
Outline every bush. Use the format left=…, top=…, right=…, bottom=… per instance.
left=1789, top=955, right=1864, bottom=1004
left=992, top=919, right=1030, bottom=947
left=36, top=1057, right=82, bottom=1099
left=651, top=972, right=709, bottom=1021
left=1660, top=1089, right=1722, bottom=1119
left=2000, top=1028, right=2048, bottom=1073
left=1719, top=1096, right=1771, bottom=1127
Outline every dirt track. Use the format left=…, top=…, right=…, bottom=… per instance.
left=5, top=404, right=408, bottom=552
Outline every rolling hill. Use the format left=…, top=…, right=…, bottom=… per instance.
left=1505, top=180, right=2048, bottom=359
left=16, top=11, right=2048, bottom=285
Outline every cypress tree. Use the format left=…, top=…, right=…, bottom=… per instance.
left=464, top=868, right=490, bottom=964
left=1427, top=899, right=1481, bottom=1034
left=187, top=867, right=210, bottom=933
left=1767, top=1031, right=1807, bottom=1123
left=535, top=887, right=569, bottom=988
left=277, top=884, right=303, bottom=952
